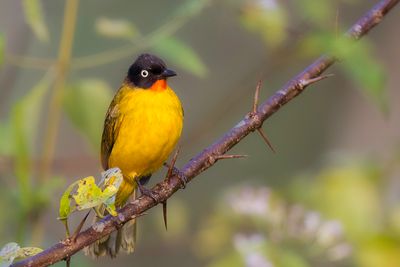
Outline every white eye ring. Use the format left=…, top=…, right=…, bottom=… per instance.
left=141, top=70, right=149, bottom=78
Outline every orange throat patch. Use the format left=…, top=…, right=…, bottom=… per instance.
left=150, top=79, right=167, bottom=91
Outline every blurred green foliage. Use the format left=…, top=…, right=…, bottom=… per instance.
left=22, top=0, right=49, bottom=43
left=240, top=0, right=288, bottom=47
left=0, top=0, right=398, bottom=266
left=195, top=158, right=400, bottom=267
left=300, top=34, right=387, bottom=111
left=0, top=33, right=3, bottom=66
left=153, top=36, right=208, bottom=78
left=95, top=17, right=139, bottom=40
left=63, top=79, right=112, bottom=150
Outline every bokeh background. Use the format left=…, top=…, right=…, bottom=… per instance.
left=0, top=0, right=399, bottom=266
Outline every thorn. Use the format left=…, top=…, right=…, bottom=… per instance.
left=130, top=212, right=147, bottom=220
left=253, top=80, right=262, bottom=114
left=166, top=148, right=180, bottom=180
left=164, top=148, right=188, bottom=189
left=209, top=154, right=248, bottom=165
left=71, top=210, right=91, bottom=242
left=162, top=201, right=168, bottom=231
left=257, top=128, right=276, bottom=153
left=215, top=154, right=248, bottom=160
left=299, top=74, right=334, bottom=88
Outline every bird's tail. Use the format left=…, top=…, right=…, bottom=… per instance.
left=84, top=179, right=137, bottom=258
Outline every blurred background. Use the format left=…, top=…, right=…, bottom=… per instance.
left=0, top=0, right=399, bottom=266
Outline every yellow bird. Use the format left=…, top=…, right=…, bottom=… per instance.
left=85, top=53, right=183, bottom=257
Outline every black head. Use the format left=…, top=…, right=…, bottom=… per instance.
left=127, top=53, right=176, bottom=88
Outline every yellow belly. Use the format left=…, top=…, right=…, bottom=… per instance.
left=109, top=86, right=183, bottom=183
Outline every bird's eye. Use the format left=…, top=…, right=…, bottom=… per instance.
left=141, top=70, right=149, bottom=78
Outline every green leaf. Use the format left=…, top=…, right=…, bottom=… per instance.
left=22, top=0, right=49, bottom=42
left=152, top=37, right=207, bottom=78
left=58, top=180, right=80, bottom=220
left=95, top=17, right=139, bottom=40
left=63, top=79, right=113, bottom=150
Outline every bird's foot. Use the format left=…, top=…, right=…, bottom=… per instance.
left=136, top=180, right=160, bottom=202
left=165, top=165, right=187, bottom=189
left=173, top=167, right=188, bottom=189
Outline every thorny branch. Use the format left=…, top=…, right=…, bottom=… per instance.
left=12, top=0, right=399, bottom=266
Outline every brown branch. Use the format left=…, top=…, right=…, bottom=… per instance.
left=12, top=0, right=399, bottom=266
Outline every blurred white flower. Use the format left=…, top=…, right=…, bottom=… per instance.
left=328, top=243, right=353, bottom=261
left=287, top=204, right=305, bottom=236
left=233, top=233, right=273, bottom=267
left=257, top=0, right=278, bottom=10
left=233, top=233, right=265, bottom=253
left=226, top=187, right=271, bottom=217
left=303, top=211, right=321, bottom=236
left=316, top=221, right=344, bottom=246
left=246, top=252, right=274, bottom=267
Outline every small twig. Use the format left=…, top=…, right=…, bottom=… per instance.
left=71, top=211, right=91, bottom=242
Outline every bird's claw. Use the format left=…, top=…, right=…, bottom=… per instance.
left=136, top=180, right=161, bottom=202
left=171, top=167, right=188, bottom=189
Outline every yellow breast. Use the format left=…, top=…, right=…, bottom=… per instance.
left=109, top=85, right=183, bottom=182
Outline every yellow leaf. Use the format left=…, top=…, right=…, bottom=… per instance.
left=101, top=168, right=123, bottom=216
left=72, top=176, right=104, bottom=210
left=58, top=169, right=123, bottom=221
left=15, top=247, right=43, bottom=260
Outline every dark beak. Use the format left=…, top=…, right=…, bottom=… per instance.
left=162, top=68, right=177, bottom=78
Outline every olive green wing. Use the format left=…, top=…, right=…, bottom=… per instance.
left=101, top=95, right=122, bottom=170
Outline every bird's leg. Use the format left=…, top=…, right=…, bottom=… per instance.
left=135, top=177, right=160, bottom=202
